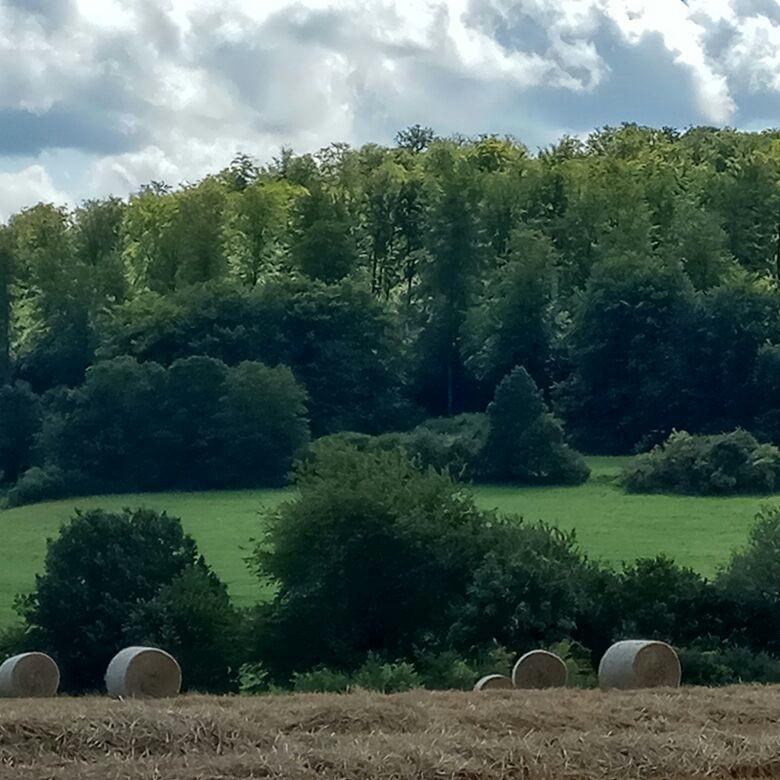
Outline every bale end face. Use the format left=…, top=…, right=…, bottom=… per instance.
left=512, top=650, right=568, bottom=689
left=105, top=646, right=182, bottom=699
left=473, top=674, right=513, bottom=691
left=0, top=652, right=60, bottom=698
left=598, top=640, right=681, bottom=691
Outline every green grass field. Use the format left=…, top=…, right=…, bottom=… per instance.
left=1, top=455, right=778, bottom=628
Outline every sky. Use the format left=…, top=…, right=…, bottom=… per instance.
left=0, top=0, right=779, bottom=219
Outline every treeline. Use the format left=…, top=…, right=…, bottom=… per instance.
left=8, top=445, right=780, bottom=694
left=3, top=124, right=780, bottom=494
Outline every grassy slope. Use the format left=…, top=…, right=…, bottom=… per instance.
left=3, top=687, right=780, bottom=779
left=1, top=455, right=778, bottom=627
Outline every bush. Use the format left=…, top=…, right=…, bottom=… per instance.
left=124, top=565, right=247, bottom=693
left=18, top=508, right=206, bottom=691
left=402, top=414, right=489, bottom=480
left=717, top=506, right=780, bottom=652
left=678, top=646, right=780, bottom=686
left=5, top=465, right=89, bottom=507
left=623, top=429, right=780, bottom=495
left=610, top=556, right=721, bottom=646
left=483, top=367, right=589, bottom=485
left=292, top=667, right=352, bottom=693
left=250, top=443, right=492, bottom=681
left=448, top=520, right=594, bottom=653
left=352, top=655, right=422, bottom=693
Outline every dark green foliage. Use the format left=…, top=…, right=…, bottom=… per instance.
left=395, top=414, right=489, bottom=480
left=558, top=256, right=696, bottom=453
left=484, top=367, right=589, bottom=485
left=18, top=508, right=203, bottom=691
left=98, top=279, right=411, bottom=436
left=610, top=556, right=720, bottom=645
left=0, top=382, right=41, bottom=483
left=21, top=355, right=309, bottom=500
left=448, top=521, right=594, bottom=653
left=716, top=506, right=780, bottom=653
left=250, top=443, right=492, bottom=680
left=124, top=565, right=247, bottom=693
left=623, top=429, right=780, bottom=495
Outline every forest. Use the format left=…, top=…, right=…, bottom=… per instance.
left=3, top=123, right=780, bottom=499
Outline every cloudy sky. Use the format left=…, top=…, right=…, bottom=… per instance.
left=0, top=0, right=779, bottom=218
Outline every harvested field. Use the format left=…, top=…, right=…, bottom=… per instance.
left=2, top=687, right=780, bottom=779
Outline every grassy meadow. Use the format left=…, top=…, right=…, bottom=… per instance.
left=1, top=455, right=777, bottom=627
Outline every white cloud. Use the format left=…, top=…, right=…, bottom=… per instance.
left=0, top=164, right=68, bottom=220
left=0, top=0, right=778, bottom=218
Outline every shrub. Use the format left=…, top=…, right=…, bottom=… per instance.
left=18, top=508, right=205, bottom=691
left=611, top=556, right=721, bottom=646
left=402, top=414, right=489, bottom=480
left=413, top=650, right=479, bottom=691
left=5, top=465, right=87, bottom=507
left=352, top=655, right=422, bottom=693
left=448, top=520, right=594, bottom=653
left=250, top=443, right=492, bottom=680
left=292, top=668, right=352, bottom=693
left=124, top=565, right=247, bottom=693
left=483, top=366, right=589, bottom=485
left=717, top=506, right=780, bottom=652
left=623, top=429, right=780, bottom=495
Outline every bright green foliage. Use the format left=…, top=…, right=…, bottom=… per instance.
left=485, top=366, right=589, bottom=485
left=223, top=179, right=301, bottom=285
left=291, top=184, right=357, bottom=282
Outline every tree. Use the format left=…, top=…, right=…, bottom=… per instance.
left=557, top=256, right=696, bottom=452
left=41, top=356, right=171, bottom=489
left=395, top=125, right=436, bottom=154
left=251, top=444, right=490, bottom=679
left=484, top=366, right=589, bottom=485
left=0, top=381, right=41, bottom=483
left=9, top=203, right=94, bottom=389
left=448, top=521, right=593, bottom=652
left=290, top=184, right=357, bottom=282
left=223, top=179, right=301, bottom=285
left=19, top=508, right=204, bottom=691
left=463, top=228, right=557, bottom=391
left=415, top=145, right=484, bottom=416
left=209, top=361, right=310, bottom=487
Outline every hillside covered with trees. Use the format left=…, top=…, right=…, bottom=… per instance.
left=3, top=123, right=780, bottom=498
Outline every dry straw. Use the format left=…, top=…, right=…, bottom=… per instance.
left=598, top=640, right=681, bottom=690
left=105, top=646, right=182, bottom=699
left=511, top=650, right=568, bottom=689
left=0, top=652, right=60, bottom=698
left=473, top=674, right=513, bottom=691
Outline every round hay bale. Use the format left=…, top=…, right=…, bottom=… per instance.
left=0, top=652, right=60, bottom=698
left=598, top=640, right=681, bottom=690
left=105, top=646, right=182, bottom=698
left=473, top=674, right=513, bottom=691
left=511, top=650, right=568, bottom=689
